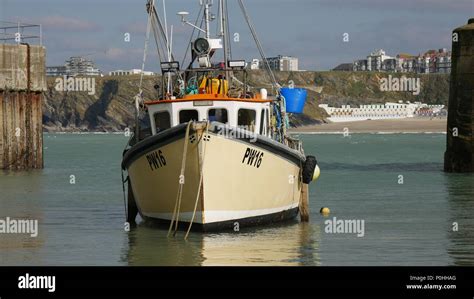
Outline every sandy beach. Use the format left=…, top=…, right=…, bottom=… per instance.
left=291, top=118, right=447, bottom=133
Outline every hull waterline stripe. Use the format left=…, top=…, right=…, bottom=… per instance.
left=143, top=203, right=300, bottom=224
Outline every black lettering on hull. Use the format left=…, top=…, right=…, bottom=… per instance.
left=146, top=149, right=167, bottom=171
left=241, top=147, right=264, bottom=168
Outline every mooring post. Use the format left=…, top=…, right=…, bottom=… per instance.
left=0, top=43, right=46, bottom=170
left=444, top=18, right=474, bottom=173
left=299, top=183, right=310, bottom=222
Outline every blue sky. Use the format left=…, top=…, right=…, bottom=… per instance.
left=1, top=0, right=472, bottom=71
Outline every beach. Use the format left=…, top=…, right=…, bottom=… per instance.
left=291, top=118, right=447, bottom=134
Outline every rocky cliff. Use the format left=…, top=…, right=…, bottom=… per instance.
left=42, top=71, right=449, bottom=132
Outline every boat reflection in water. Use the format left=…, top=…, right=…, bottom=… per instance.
left=123, top=221, right=321, bottom=266
left=445, top=173, right=474, bottom=265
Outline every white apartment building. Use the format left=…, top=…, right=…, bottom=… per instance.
left=264, top=55, right=298, bottom=71
left=47, top=56, right=101, bottom=77
left=319, top=102, right=445, bottom=122
left=65, top=56, right=101, bottom=76
left=353, top=49, right=451, bottom=74
left=367, top=49, right=393, bottom=71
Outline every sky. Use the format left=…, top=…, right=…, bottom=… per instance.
left=0, top=0, right=472, bottom=72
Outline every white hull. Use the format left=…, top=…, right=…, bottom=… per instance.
left=122, top=123, right=305, bottom=229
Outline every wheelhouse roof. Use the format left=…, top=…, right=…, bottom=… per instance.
left=145, top=94, right=273, bottom=106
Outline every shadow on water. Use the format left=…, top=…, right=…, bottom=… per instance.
left=121, top=220, right=321, bottom=266
left=445, top=173, right=474, bottom=265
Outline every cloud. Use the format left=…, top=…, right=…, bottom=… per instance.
left=318, top=0, right=473, bottom=14
left=118, top=20, right=190, bottom=37
left=119, top=21, right=147, bottom=35
left=36, top=15, right=101, bottom=32
left=99, top=47, right=146, bottom=62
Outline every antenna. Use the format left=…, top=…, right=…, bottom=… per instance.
left=177, top=11, right=206, bottom=34
left=177, top=11, right=189, bottom=22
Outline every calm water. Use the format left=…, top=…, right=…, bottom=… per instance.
left=0, top=133, right=473, bottom=266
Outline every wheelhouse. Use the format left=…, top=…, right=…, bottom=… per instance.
left=146, top=67, right=273, bottom=137
left=146, top=95, right=272, bottom=137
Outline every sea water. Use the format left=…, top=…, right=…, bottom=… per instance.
left=0, top=133, right=472, bottom=266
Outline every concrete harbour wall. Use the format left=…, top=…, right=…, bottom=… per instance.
left=0, top=44, right=45, bottom=170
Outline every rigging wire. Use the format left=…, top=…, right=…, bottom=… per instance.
left=224, top=0, right=232, bottom=59
left=139, top=0, right=154, bottom=94
left=237, top=0, right=278, bottom=90
left=150, top=1, right=181, bottom=75
left=181, top=5, right=204, bottom=69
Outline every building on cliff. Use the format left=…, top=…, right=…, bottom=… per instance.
left=47, top=56, right=101, bottom=77
left=351, top=48, right=451, bottom=73
left=251, top=55, right=298, bottom=71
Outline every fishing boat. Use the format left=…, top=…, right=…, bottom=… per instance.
left=121, top=0, right=320, bottom=235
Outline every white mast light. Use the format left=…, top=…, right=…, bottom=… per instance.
left=228, top=60, right=246, bottom=68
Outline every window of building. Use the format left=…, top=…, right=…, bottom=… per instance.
left=154, top=111, right=171, bottom=133
left=238, top=109, right=256, bottom=132
left=179, top=109, right=199, bottom=123
left=208, top=108, right=228, bottom=124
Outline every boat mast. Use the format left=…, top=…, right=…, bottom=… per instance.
left=163, top=0, right=173, bottom=96
left=203, top=0, right=212, bottom=39
left=219, top=0, right=230, bottom=83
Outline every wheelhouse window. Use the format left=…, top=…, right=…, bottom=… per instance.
left=154, top=111, right=171, bottom=133
left=238, top=109, right=256, bottom=132
left=179, top=109, right=199, bottom=123
left=208, top=108, right=228, bottom=124
left=259, top=109, right=266, bottom=135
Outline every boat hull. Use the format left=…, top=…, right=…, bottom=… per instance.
left=122, top=122, right=305, bottom=231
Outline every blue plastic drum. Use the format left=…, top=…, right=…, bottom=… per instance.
left=280, top=88, right=307, bottom=114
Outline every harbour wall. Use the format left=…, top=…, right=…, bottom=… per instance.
left=0, top=44, right=46, bottom=170
left=444, top=19, right=474, bottom=173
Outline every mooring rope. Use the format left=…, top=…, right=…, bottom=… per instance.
left=121, top=169, right=128, bottom=220
left=184, top=121, right=210, bottom=240
left=121, top=138, right=133, bottom=221
left=168, top=121, right=193, bottom=237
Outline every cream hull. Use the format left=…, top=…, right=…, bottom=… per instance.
left=122, top=123, right=305, bottom=230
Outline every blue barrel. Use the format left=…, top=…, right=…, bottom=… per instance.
left=280, top=88, right=307, bottom=114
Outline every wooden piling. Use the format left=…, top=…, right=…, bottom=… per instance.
left=299, top=183, right=310, bottom=222
left=0, top=44, right=46, bottom=170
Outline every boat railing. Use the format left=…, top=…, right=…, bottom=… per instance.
left=285, top=135, right=304, bottom=154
